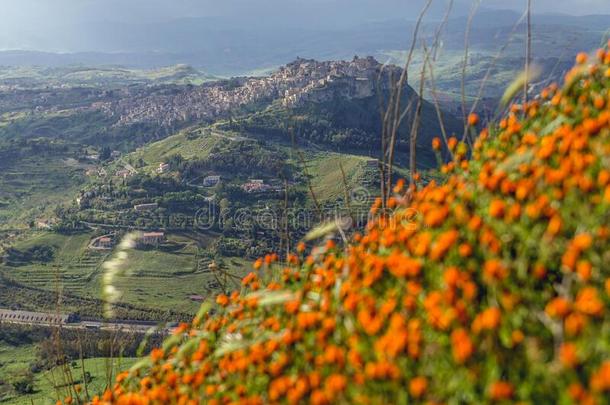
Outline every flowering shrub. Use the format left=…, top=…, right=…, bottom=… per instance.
left=91, top=48, right=610, bottom=404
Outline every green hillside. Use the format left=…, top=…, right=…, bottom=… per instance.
left=0, top=138, right=88, bottom=228
left=0, top=57, right=453, bottom=324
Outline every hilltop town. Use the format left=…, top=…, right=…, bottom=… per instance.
left=0, top=57, right=400, bottom=132
left=93, top=56, right=397, bottom=127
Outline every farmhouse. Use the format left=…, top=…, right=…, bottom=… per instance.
left=156, top=163, right=170, bottom=174
left=115, top=169, right=133, bottom=179
left=137, top=232, right=165, bottom=247
left=97, top=237, right=114, bottom=249
left=242, top=179, right=274, bottom=193
left=36, top=219, right=53, bottom=229
left=203, top=175, right=221, bottom=187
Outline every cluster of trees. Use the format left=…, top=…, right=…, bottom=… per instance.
left=2, top=245, right=56, bottom=266
left=222, top=97, right=386, bottom=150
left=180, top=141, right=292, bottom=179
left=222, top=89, right=458, bottom=157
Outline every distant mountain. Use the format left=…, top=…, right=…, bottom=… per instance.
left=219, top=57, right=461, bottom=167
left=0, top=11, right=607, bottom=75
left=0, top=64, right=217, bottom=89
left=0, top=56, right=460, bottom=166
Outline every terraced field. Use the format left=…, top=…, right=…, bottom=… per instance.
left=0, top=152, right=87, bottom=228
left=114, top=235, right=250, bottom=313
left=1, top=231, right=250, bottom=314
left=2, top=232, right=103, bottom=296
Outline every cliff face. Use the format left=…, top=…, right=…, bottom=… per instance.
left=212, top=56, right=458, bottom=165
left=275, top=56, right=399, bottom=107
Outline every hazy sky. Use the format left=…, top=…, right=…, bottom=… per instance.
left=1, top=0, right=609, bottom=29
left=0, top=0, right=608, bottom=53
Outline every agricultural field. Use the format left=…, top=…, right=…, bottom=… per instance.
left=0, top=117, right=401, bottom=318
left=128, top=123, right=390, bottom=203
left=0, top=230, right=251, bottom=315
left=0, top=341, right=137, bottom=405
left=1, top=231, right=107, bottom=299
left=0, top=147, right=88, bottom=229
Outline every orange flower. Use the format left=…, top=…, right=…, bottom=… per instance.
left=489, top=381, right=514, bottom=401
left=357, top=309, right=384, bottom=335
left=458, top=243, right=472, bottom=257
left=447, top=137, right=458, bottom=151
left=568, top=383, right=586, bottom=401
left=576, top=260, right=592, bottom=281
left=429, top=229, right=459, bottom=261
left=489, top=199, right=506, bottom=218
left=532, top=263, right=547, bottom=280
left=150, top=348, right=165, bottom=362
left=116, top=393, right=150, bottom=405
left=216, top=294, right=229, bottom=307
left=324, top=374, right=347, bottom=396
left=432, top=137, right=442, bottom=151
left=545, top=297, right=571, bottom=319
left=424, top=206, right=449, bottom=228
left=393, top=178, right=406, bottom=193
left=559, top=343, right=579, bottom=368
left=386, top=251, right=422, bottom=278
left=310, top=390, right=329, bottom=405
left=511, top=330, right=525, bottom=346
left=598, top=169, right=610, bottom=187
left=472, top=307, right=501, bottom=333
left=573, top=233, right=593, bottom=251
left=547, top=215, right=562, bottom=236
left=242, top=272, right=257, bottom=286
left=564, top=313, right=587, bottom=336
left=576, top=52, right=588, bottom=64
left=574, top=287, right=604, bottom=316
left=409, top=376, right=428, bottom=398
left=590, top=361, right=610, bottom=392
left=483, top=259, right=508, bottom=283
left=468, top=113, right=480, bottom=126
left=451, top=328, right=474, bottom=364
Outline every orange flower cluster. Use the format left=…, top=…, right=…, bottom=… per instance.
left=85, top=46, right=610, bottom=404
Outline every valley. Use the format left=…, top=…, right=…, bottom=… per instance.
left=0, top=2, right=608, bottom=403
left=0, top=56, right=452, bottom=323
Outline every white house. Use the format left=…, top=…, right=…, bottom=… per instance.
left=203, top=175, right=221, bottom=187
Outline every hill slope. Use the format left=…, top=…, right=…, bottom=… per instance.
left=97, top=49, right=610, bottom=404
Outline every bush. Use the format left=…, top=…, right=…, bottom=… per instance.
left=92, top=50, right=610, bottom=404
left=2, top=245, right=56, bottom=266
left=11, top=372, right=34, bottom=395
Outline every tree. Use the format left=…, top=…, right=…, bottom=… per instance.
left=12, top=371, right=34, bottom=395
left=100, top=146, right=112, bottom=161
